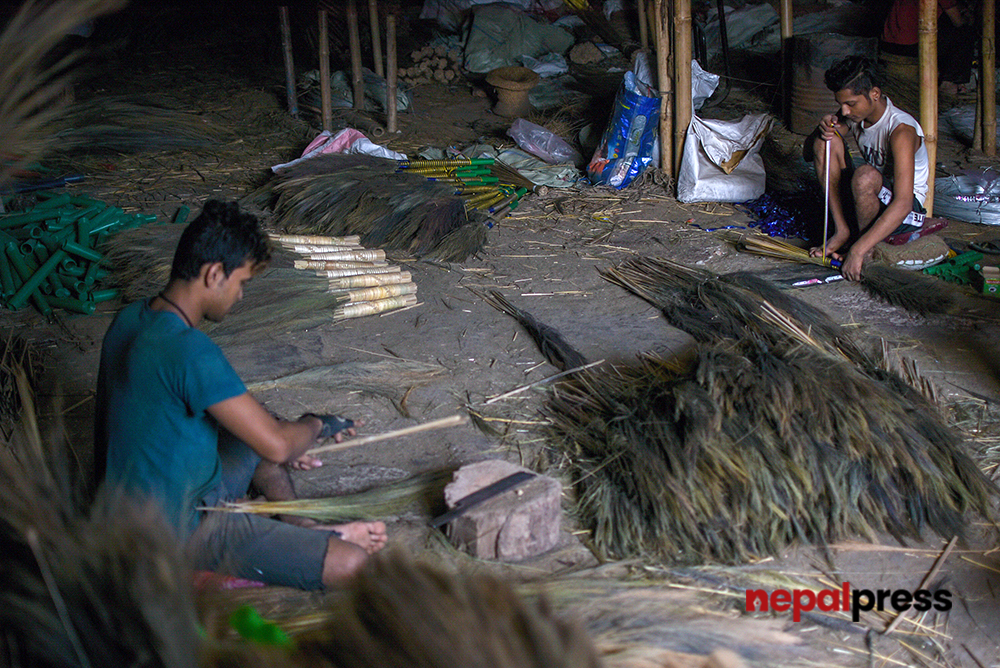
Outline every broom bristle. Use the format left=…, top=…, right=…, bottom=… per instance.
left=0, top=0, right=127, bottom=186
left=271, top=154, right=489, bottom=262
left=545, top=255, right=998, bottom=563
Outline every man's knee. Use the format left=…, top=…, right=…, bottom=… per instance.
left=851, top=165, right=882, bottom=195
left=322, top=539, right=369, bottom=586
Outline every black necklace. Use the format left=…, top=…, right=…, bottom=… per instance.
left=157, top=292, right=194, bottom=328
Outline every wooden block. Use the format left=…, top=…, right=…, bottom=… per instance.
left=444, top=460, right=562, bottom=561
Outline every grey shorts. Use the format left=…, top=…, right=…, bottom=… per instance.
left=186, top=432, right=332, bottom=590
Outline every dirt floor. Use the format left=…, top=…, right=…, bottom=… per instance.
left=7, top=3, right=1000, bottom=667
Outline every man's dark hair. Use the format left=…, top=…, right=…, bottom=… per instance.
left=170, top=200, right=271, bottom=281
left=825, top=56, right=883, bottom=94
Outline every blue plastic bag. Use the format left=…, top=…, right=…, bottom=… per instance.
left=587, top=71, right=660, bottom=189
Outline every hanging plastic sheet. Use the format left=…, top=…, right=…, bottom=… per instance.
left=934, top=169, right=1000, bottom=226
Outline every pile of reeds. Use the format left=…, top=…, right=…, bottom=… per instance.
left=0, top=0, right=127, bottom=188
left=0, top=351, right=201, bottom=668
left=269, top=154, right=534, bottom=262
left=50, top=95, right=224, bottom=156
left=100, top=222, right=183, bottom=302
left=544, top=256, right=995, bottom=563
left=271, top=233, right=418, bottom=321
left=203, top=550, right=603, bottom=668
left=270, top=154, right=488, bottom=262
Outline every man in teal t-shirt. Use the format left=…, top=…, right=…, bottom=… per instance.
left=95, top=200, right=387, bottom=590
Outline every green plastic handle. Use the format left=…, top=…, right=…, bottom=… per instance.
left=229, top=605, right=293, bottom=647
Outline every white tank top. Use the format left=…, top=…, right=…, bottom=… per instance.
left=848, top=97, right=929, bottom=206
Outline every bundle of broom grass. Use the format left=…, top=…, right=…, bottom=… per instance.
left=0, top=0, right=127, bottom=188
left=232, top=550, right=603, bottom=668
left=271, top=232, right=419, bottom=321
left=542, top=255, right=995, bottom=563
left=720, top=230, right=966, bottom=315
left=270, top=154, right=491, bottom=262
left=0, top=339, right=201, bottom=668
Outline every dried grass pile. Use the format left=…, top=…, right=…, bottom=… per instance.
left=269, top=154, right=490, bottom=262
left=51, top=95, right=224, bottom=156
left=0, top=0, right=126, bottom=187
left=0, top=335, right=39, bottom=445
left=0, top=350, right=201, bottom=668
left=544, top=256, right=995, bottom=563
left=244, top=551, right=602, bottom=668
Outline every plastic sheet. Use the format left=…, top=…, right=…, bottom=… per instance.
left=934, top=169, right=1000, bottom=226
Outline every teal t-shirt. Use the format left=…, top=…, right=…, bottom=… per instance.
left=95, top=299, right=246, bottom=537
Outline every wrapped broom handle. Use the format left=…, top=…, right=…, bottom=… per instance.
left=305, top=414, right=468, bottom=456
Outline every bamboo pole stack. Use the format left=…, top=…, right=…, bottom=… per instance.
left=269, top=233, right=418, bottom=321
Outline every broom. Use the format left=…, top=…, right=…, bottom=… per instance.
left=719, top=231, right=966, bottom=315
left=473, top=289, right=587, bottom=372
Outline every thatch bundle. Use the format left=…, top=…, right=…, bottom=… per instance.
left=0, top=0, right=127, bottom=187
left=270, top=154, right=489, bottom=262
left=0, top=377, right=201, bottom=668
left=288, top=551, right=602, bottom=668
left=543, top=256, right=995, bottom=563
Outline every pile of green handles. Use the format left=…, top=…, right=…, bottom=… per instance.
left=0, top=192, right=166, bottom=316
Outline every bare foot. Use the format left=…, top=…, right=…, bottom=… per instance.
left=327, top=520, right=388, bottom=554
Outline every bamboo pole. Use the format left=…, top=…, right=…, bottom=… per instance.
left=318, top=8, right=332, bottom=132
left=673, top=0, right=692, bottom=178
left=638, top=0, right=648, bottom=50
left=305, top=414, right=468, bottom=456
left=780, top=0, right=793, bottom=129
left=654, top=0, right=672, bottom=179
left=983, top=0, right=996, bottom=157
left=278, top=7, right=298, bottom=118
left=918, top=0, right=937, bottom=215
left=368, top=0, right=383, bottom=78
left=386, top=12, right=398, bottom=133
left=347, top=0, right=365, bottom=112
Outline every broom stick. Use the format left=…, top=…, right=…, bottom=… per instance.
left=823, top=138, right=831, bottom=264
left=305, top=414, right=468, bottom=456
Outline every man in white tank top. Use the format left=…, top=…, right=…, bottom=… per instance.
left=804, top=56, right=930, bottom=281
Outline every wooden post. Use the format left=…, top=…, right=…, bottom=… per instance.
left=654, top=0, right=671, bottom=179
left=638, top=0, right=648, bottom=50
left=279, top=6, right=298, bottom=118
left=318, top=8, right=332, bottom=132
left=983, top=0, right=996, bottom=157
left=673, top=0, right=692, bottom=178
left=918, top=0, right=937, bottom=215
left=780, top=0, right=793, bottom=129
left=347, top=0, right=365, bottom=112
left=369, top=0, right=384, bottom=79
left=386, top=12, right=398, bottom=133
